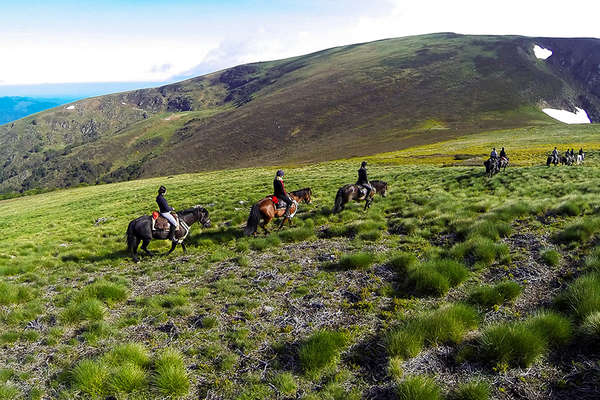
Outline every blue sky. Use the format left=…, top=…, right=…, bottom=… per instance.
left=1, top=0, right=599, bottom=96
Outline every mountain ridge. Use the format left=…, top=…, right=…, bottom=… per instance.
left=2, top=33, right=600, bottom=193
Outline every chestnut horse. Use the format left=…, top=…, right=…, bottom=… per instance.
left=244, top=188, right=312, bottom=236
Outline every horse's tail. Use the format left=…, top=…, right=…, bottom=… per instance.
left=244, top=204, right=261, bottom=236
left=126, top=220, right=137, bottom=250
left=332, top=188, right=344, bottom=213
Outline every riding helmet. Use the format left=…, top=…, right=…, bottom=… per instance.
left=276, top=170, right=284, bottom=177
left=361, top=161, right=367, bottom=167
left=158, top=185, right=166, bottom=194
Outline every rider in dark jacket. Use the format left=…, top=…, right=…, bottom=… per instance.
left=156, top=185, right=177, bottom=241
left=499, top=147, right=507, bottom=159
left=356, top=161, right=373, bottom=199
left=273, top=170, right=293, bottom=217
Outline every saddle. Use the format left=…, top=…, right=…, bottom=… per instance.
left=152, top=211, right=179, bottom=231
left=269, top=195, right=287, bottom=209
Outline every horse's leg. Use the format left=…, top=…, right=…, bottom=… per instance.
left=181, top=242, right=187, bottom=254
left=140, top=239, right=153, bottom=256
left=130, top=237, right=141, bottom=263
left=278, top=217, right=288, bottom=230
left=167, top=241, right=177, bottom=255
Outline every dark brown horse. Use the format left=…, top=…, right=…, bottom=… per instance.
left=370, top=180, right=388, bottom=197
left=332, top=182, right=378, bottom=213
left=126, top=205, right=211, bottom=262
left=244, top=188, right=312, bottom=236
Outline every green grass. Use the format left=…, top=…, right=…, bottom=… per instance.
left=477, top=323, right=546, bottom=368
left=299, top=330, right=349, bottom=378
left=0, top=282, right=34, bottom=305
left=448, top=380, right=491, bottom=400
left=396, top=375, right=441, bottom=400
left=153, top=348, right=190, bottom=398
left=71, top=360, right=109, bottom=398
left=467, top=281, right=522, bottom=308
left=540, top=248, right=560, bottom=267
left=580, top=311, right=600, bottom=341
left=336, top=252, right=377, bottom=270
left=270, top=372, right=297, bottom=396
left=555, top=273, right=600, bottom=320
left=554, top=218, right=600, bottom=245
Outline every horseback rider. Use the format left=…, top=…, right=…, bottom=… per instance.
left=499, top=147, right=507, bottom=160
left=356, top=161, right=373, bottom=199
left=571, top=148, right=575, bottom=157
left=552, top=147, right=559, bottom=162
left=156, top=185, right=177, bottom=242
left=273, top=170, right=293, bottom=217
left=579, top=148, right=584, bottom=156
left=490, top=148, right=498, bottom=159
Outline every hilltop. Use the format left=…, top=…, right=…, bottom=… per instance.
left=2, top=33, right=600, bottom=193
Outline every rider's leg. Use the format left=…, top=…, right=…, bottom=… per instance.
left=161, top=212, right=178, bottom=241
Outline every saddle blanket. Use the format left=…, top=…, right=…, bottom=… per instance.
left=151, top=211, right=179, bottom=231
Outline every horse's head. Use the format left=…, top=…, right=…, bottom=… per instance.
left=292, top=188, right=312, bottom=204
left=194, top=205, right=211, bottom=228
left=380, top=183, right=388, bottom=197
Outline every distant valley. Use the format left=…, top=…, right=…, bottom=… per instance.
left=0, top=96, right=79, bottom=125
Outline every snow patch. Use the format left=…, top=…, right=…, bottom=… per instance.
left=65, top=105, right=75, bottom=110
left=542, top=108, right=590, bottom=124
left=534, top=45, right=552, bottom=60
left=121, top=102, right=127, bottom=105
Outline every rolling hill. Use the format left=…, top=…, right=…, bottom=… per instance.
left=2, top=32, right=600, bottom=193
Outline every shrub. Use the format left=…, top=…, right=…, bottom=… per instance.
left=71, top=360, right=109, bottom=398
left=299, top=330, right=348, bottom=378
left=153, top=348, right=189, bottom=398
left=525, top=311, right=572, bottom=347
left=270, top=372, right=297, bottom=396
left=396, top=375, right=441, bottom=400
left=540, top=248, right=560, bottom=267
left=554, top=273, right=600, bottom=320
left=448, top=380, right=490, bottom=400
left=477, top=323, right=546, bottom=368
left=337, top=252, right=376, bottom=270
left=467, top=281, right=522, bottom=308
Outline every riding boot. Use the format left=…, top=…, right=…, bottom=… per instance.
left=284, top=205, right=291, bottom=217
left=168, top=224, right=176, bottom=242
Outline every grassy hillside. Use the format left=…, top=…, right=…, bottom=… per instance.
left=2, top=127, right=600, bottom=399
left=2, top=33, right=600, bottom=193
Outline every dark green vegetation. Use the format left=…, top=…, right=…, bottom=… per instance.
left=3, top=33, right=600, bottom=193
left=4, top=126, right=600, bottom=398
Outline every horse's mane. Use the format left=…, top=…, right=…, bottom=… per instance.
left=291, top=188, right=312, bottom=197
left=178, top=205, right=205, bottom=214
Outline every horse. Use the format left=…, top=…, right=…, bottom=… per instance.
left=126, top=205, right=211, bottom=262
left=498, top=157, right=509, bottom=171
left=546, top=155, right=559, bottom=167
left=483, top=158, right=500, bottom=177
left=370, top=180, right=389, bottom=197
left=561, top=154, right=574, bottom=166
left=244, top=188, right=312, bottom=236
left=332, top=183, right=376, bottom=213
left=576, top=153, right=585, bottom=165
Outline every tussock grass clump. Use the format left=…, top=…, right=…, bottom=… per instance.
left=108, top=362, right=147, bottom=395
left=584, top=247, right=600, bottom=272
left=71, top=360, right=109, bottom=398
left=580, top=311, right=600, bottom=342
left=467, top=281, right=522, bottom=308
left=386, top=304, right=478, bottom=359
left=277, top=226, right=315, bottom=243
left=61, top=298, right=105, bottom=324
left=396, top=375, right=441, bottom=400
left=249, top=235, right=280, bottom=251
left=477, top=323, right=546, bottom=368
left=299, top=329, right=348, bottom=378
left=79, top=280, right=128, bottom=305
left=404, top=258, right=469, bottom=297
left=448, top=380, right=490, bottom=400
left=450, top=236, right=510, bottom=269
left=103, top=343, right=150, bottom=368
left=270, top=372, right=297, bottom=396
left=337, top=252, right=376, bottom=270
left=554, top=273, right=600, bottom=320
left=0, top=282, right=34, bottom=305
left=466, top=220, right=511, bottom=240
left=551, top=199, right=588, bottom=216
left=524, top=311, right=572, bottom=347
left=388, top=252, right=417, bottom=274
left=540, top=248, right=560, bottom=267
left=0, top=383, right=20, bottom=399
left=492, top=201, right=535, bottom=222
left=554, top=218, right=600, bottom=244
left=153, top=348, right=190, bottom=398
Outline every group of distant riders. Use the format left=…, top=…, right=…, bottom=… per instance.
left=485, top=146, right=586, bottom=176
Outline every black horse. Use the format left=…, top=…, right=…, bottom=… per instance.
left=546, top=155, right=559, bottom=166
left=126, top=205, right=211, bottom=262
left=332, top=180, right=383, bottom=213
left=484, top=158, right=500, bottom=177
